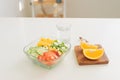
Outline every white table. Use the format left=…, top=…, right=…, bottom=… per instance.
left=0, top=18, right=120, bottom=80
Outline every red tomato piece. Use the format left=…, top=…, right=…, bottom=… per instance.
left=50, top=50, right=60, bottom=57
left=37, top=50, right=60, bottom=65
left=38, top=55, right=43, bottom=61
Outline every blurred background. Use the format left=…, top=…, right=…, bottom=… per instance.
left=0, top=0, right=120, bottom=18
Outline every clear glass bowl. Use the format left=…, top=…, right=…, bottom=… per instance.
left=23, top=39, right=71, bottom=69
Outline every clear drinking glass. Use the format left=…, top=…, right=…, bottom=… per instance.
left=56, top=23, right=71, bottom=43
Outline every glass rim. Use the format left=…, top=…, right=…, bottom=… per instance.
left=56, top=23, right=71, bottom=31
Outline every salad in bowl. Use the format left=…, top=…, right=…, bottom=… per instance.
left=23, top=37, right=71, bottom=69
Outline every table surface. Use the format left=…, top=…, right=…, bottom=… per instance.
left=0, top=18, right=120, bottom=80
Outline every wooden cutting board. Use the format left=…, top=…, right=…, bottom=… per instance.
left=74, top=45, right=109, bottom=65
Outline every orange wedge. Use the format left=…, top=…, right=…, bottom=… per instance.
left=83, top=48, right=104, bottom=60
left=80, top=41, right=98, bottom=49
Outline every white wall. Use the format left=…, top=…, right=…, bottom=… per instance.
left=66, top=0, right=120, bottom=18
left=0, top=0, right=31, bottom=17
left=0, top=0, right=20, bottom=17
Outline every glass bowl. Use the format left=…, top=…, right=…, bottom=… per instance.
left=23, top=39, right=71, bottom=69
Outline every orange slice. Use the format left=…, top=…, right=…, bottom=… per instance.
left=80, top=41, right=98, bottom=49
left=83, top=48, right=104, bottom=60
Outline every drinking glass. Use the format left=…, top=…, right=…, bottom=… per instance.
left=56, top=23, right=71, bottom=43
